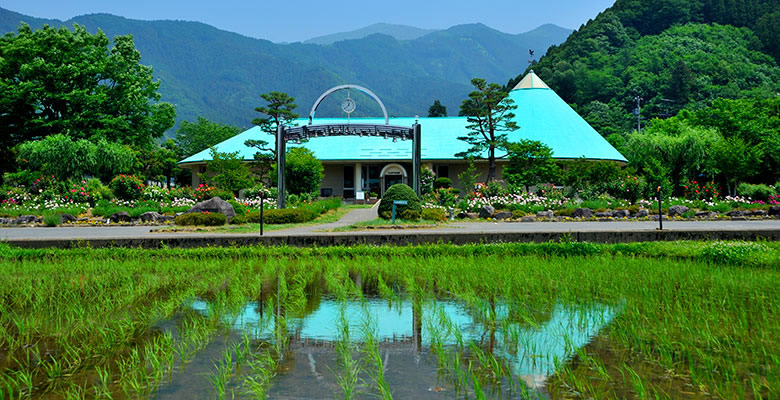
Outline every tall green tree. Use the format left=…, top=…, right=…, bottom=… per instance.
left=504, top=140, right=560, bottom=192
left=711, top=136, right=764, bottom=196
left=625, top=117, right=720, bottom=195
left=245, top=91, right=299, bottom=182
left=283, top=147, right=324, bottom=196
left=201, top=148, right=254, bottom=195
left=0, top=23, right=175, bottom=174
left=427, top=100, right=447, bottom=117
left=175, top=117, right=241, bottom=158
left=457, top=78, right=518, bottom=182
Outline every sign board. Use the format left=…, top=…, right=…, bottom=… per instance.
left=356, top=191, right=365, bottom=200
left=393, top=200, right=408, bottom=205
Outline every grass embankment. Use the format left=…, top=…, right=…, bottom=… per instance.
left=0, top=241, right=777, bottom=399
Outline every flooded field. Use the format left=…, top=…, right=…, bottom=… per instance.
left=0, top=242, right=777, bottom=399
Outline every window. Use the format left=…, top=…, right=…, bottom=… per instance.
left=435, top=165, right=449, bottom=178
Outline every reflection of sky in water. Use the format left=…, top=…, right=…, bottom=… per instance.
left=190, top=298, right=615, bottom=385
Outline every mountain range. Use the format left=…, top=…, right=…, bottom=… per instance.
left=303, top=23, right=439, bottom=45
left=0, top=7, right=572, bottom=134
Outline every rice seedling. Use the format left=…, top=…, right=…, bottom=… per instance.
left=0, top=241, right=777, bottom=398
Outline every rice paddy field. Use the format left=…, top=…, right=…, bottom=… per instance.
left=0, top=240, right=777, bottom=399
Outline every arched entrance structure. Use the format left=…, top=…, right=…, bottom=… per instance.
left=276, top=85, right=421, bottom=208
left=379, top=163, right=407, bottom=195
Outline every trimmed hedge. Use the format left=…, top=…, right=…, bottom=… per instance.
left=246, top=208, right=317, bottom=224
left=421, top=208, right=447, bottom=221
left=378, top=184, right=421, bottom=219
left=175, top=212, right=227, bottom=226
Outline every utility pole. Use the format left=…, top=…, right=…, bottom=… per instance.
left=634, top=96, right=642, bottom=133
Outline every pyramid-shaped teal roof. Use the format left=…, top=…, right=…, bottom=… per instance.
left=179, top=72, right=626, bottom=165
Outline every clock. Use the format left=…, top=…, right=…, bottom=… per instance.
left=341, top=97, right=356, bottom=114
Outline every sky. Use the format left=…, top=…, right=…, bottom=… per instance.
left=0, top=0, right=616, bottom=43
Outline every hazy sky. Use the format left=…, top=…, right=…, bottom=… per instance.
left=1, top=0, right=616, bottom=43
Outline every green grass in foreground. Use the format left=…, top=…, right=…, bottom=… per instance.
left=332, top=217, right=444, bottom=231
left=0, top=241, right=777, bottom=399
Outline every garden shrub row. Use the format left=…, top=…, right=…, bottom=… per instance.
left=246, top=208, right=317, bottom=224
left=174, top=212, right=227, bottom=226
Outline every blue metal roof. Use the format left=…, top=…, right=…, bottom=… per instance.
left=179, top=73, right=627, bottom=165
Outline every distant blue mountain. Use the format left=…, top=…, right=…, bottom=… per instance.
left=0, top=8, right=572, bottom=134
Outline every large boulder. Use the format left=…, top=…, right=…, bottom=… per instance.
left=668, top=205, right=689, bottom=217
left=612, top=209, right=630, bottom=218
left=769, top=206, right=780, bottom=216
left=0, top=217, right=12, bottom=225
left=695, top=211, right=716, bottom=218
left=185, top=197, right=236, bottom=221
left=140, top=211, right=162, bottom=223
left=479, top=205, right=495, bottom=219
left=494, top=211, right=514, bottom=220
left=725, top=210, right=745, bottom=217
left=457, top=212, right=478, bottom=219
left=59, top=214, right=77, bottom=224
left=572, top=208, right=593, bottom=219
left=14, top=215, right=39, bottom=224
left=536, top=210, right=554, bottom=218
left=110, top=211, right=131, bottom=223
left=636, top=209, right=650, bottom=218
left=751, top=209, right=767, bottom=216
left=594, top=211, right=612, bottom=218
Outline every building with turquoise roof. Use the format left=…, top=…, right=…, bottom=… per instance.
left=178, top=71, right=626, bottom=198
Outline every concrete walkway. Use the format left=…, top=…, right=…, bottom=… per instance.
left=272, top=203, right=379, bottom=234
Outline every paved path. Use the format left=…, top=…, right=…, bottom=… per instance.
left=1, top=218, right=778, bottom=241
left=271, top=203, right=379, bottom=234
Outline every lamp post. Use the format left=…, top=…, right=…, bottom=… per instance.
left=633, top=96, right=642, bottom=133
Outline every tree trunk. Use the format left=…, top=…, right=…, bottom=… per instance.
left=487, top=146, right=496, bottom=182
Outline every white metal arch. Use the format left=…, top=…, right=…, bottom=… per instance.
left=380, top=163, right=408, bottom=178
left=308, top=84, right=390, bottom=125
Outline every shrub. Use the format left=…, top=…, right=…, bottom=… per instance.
left=63, top=181, right=92, bottom=204
left=378, top=184, right=421, bottom=219
left=512, top=209, right=527, bottom=218
left=555, top=208, right=574, bottom=217
left=246, top=208, right=317, bottom=224
left=683, top=179, right=720, bottom=200
left=227, top=199, right=247, bottom=216
left=175, top=212, right=226, bottom=226
left=142, top=185, right=171, bottom=202
left=110, top=175, right=145, bottom=201
left=170, top=186, right=195, bottom=200
left=212, top=189, right=235, bottom=202
left=736, top=183, right=776, bottom=202
left=43, top=212, right=60, bottom=227
left=194, top=184, right=218, bottom=200
left=400, top=209, right=421, bottom=221
left=285, top=147, right=324, bottom=195
left=433, top=177, right=452, bottom=189
left=421, top=208, right=446, bottom=221
left=229, top=215, right=247, bottom=225
left=87, top=178, right=114, bottom=201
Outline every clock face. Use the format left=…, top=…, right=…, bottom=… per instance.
left=341, top=98, right=356, bottom=114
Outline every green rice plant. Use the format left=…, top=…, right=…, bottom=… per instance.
left=359, top=306, right=392, bottom=400
left=332, top=304, right=362, bottom=400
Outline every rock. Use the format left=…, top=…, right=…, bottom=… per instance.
left=572, top=208, right=593, bottom=219
left=0, top=217, right=11, bottom=225
left=110, top=211, right=131, bottom=223
left=494, top=211, right=513, bottom=220
left=668, top=205, right=689, bottom=217
left=695, top=211, right=716, bottom=218
left=478, top=206, right=495, bottom=219
left=751, top=209, right=767, bottom=216
left=635, top=209, right=649, bottom=218
left=769, top=206, right=780, bottom=216
left=157, top=215, right=175, bottom=223
left=59, top=214, right=76, bottom=224
left=186, top=197, right=236, bottom=221
left=594, top=211, right=612, bottom=218
left=456, top=212, right=477, bottom=219
left=536, top=210, right=554, bottom=218
left=725, top=210, right=745, bottom=217
left=140, top=211, right=162, bottom=223
left=650, top=215, right=668, bottom=220
left=731, top=216, right=747, bottom=221
left=612, top=209, right=630, bottom=218
left=520, top=216, right=536, bottom=222
left=14, top=215, right=38, bottom=224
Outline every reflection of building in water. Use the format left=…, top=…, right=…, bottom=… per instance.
left=191, top=297, right=616, bottom=390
